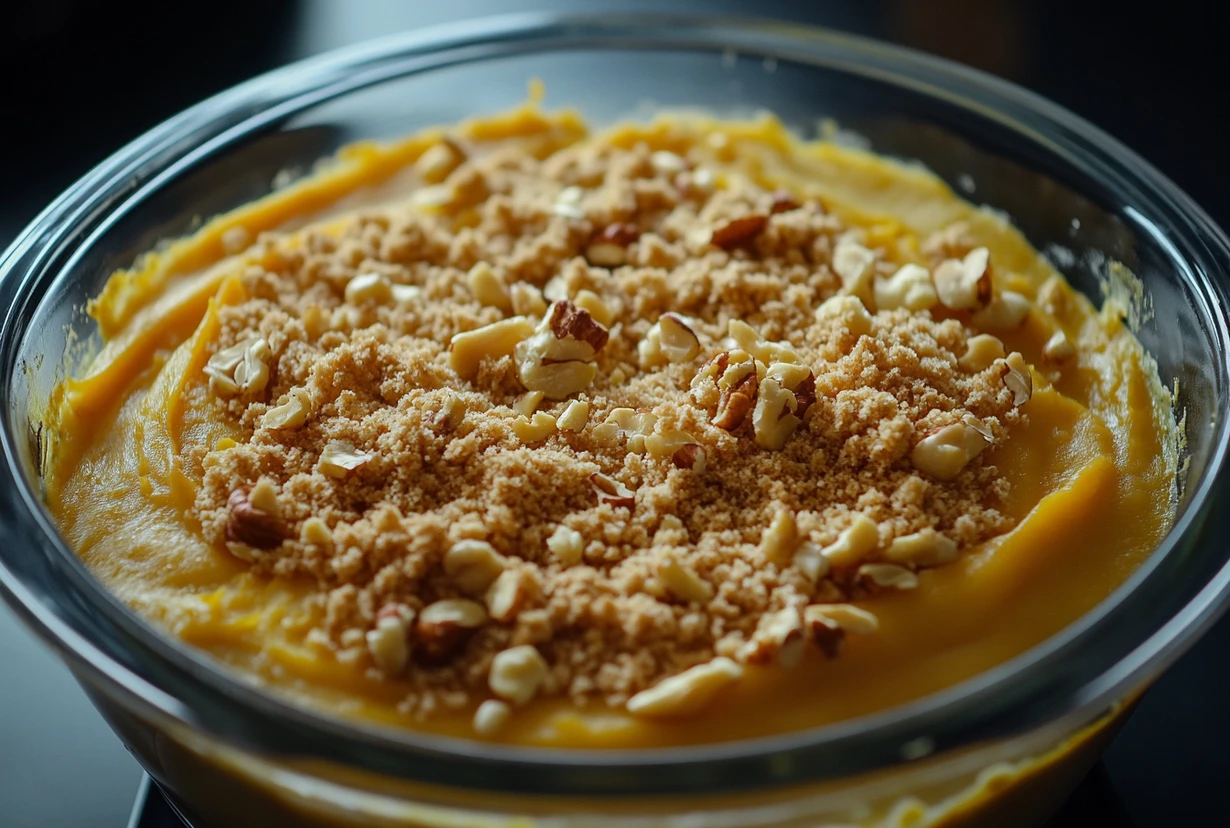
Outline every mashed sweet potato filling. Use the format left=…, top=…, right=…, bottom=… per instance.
left=45, top=101, right=1175, bottom=748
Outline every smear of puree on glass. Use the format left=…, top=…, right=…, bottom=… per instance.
left=45, top=93, right=1176, bottom=749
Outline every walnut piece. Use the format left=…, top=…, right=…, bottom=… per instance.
left=556, top=400, right=590, bottom=432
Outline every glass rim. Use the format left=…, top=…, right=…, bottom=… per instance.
left=3, top=11, right=1230, bottom=797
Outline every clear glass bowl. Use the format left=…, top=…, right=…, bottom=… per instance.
left=2, top=13, right=1230, bottom=828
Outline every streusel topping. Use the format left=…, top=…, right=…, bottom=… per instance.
left=186, top=130, right=1027, bottom=721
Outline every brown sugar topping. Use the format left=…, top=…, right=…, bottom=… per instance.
left=186, top=134, right=1026, bottom=720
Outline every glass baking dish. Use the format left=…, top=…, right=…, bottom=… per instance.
left=2, top=13, right=1229, bottom=828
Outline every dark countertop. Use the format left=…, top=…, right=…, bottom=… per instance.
left=2, top=2, right=1227, bottom=825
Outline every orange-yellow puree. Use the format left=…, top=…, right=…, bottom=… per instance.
left=44, top=102, right=1176, bottom=750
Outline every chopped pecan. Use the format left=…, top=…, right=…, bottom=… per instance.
left=225, top=487, right=286, bottom=550
left=548, top=300, right=609, bottom=352
left=590, top=472, right=636, bottom=510
left=710, top=214, right=768, bottom=250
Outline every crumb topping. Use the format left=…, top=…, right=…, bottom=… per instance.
left=184, top=133, right=1031, bottom=721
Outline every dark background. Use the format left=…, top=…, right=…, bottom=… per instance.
left=2, top=1, right=1228, bottom=825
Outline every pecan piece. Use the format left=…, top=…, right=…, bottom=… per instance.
left=225, top=487, right=286, bottom=550
left=710, top=214, right=768, bottom=250
left=548, top=299, right=609, bottom=352
left=713, top=369, right=758, bottom=431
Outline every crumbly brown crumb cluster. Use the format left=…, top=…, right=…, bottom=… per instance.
left=187, top=131, right=1030, bottom=724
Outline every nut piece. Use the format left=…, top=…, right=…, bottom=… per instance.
left=1037, top=276, right=1069, bottom=317
left=741, top=607, right=806, bottom=668
left=489, top=645, right=550, bottom=705
left=205, top=337, right=271, bottom=397
left=710, top=214, right=768, bottom=250
left=547, top=299, right=610, bottom=352
left=972, top=290, right=1031, bottom=329
left=366, top=604, right=415, bottom=675
left=885, top=529, right=958, bottom=568
left=486, top=569, right=535, bottom=622
left=857, top=563, right=920, bottom=591
left=467, top=262, right=512, bottom=312
left=443, top=540, right=507, bottom=595
left=998, top=351, right=1033, bottom=406
left=818, top=514, right=880, bottom=569
left=958, top=334, right=1007, bottom=372
left=752, top=377, right=803, bottom=450
left=262, top=387, right=312, bottom=430
left=449, top=317, right=535, bottom=379
left=759, top=509, right=800, bottom=565
left=416, top=598, right=488, bottom=660
left=658, top=313, right=702, bottom=363
left=586, top=242, right=627, bottom=268
left=513, top=391, right=545, bottom=417
left=515, top=301, right=609, bottom=399
left=225, top=486, right=286, bottom=551
left=592, top=408, right=659, bottom=452
left=432, top=390, right=467, bottom=432
left=832, top=238, right=876, bottom=303
left=590, top=472, right=636, bottom=510
left=911, top=422, right=988, bottom=481
left=511, top=412, right=557, bottom=443
left=573, top=290, right=613, bottom=328
left=816, top=294, right=874, bottom=338
left=658, top=553, right=714, bottom=604
left=804, top=604, right=880, bottom=658
left=639, top=313, right=702, bottom=367
left=728, top=319, right=800, bottom=364
left=626, top=657, right=743, bottom=718
left=875, top=263, right=938, bottom=312
left=1042, top=330, right=1076, bottom=364
left=670, top=443, right=707, bottom=472
left=318, top=441, right=372, bottom=478
left=932, top=248, right=993, bottom=310
left=791, top=542, right=831, bottom=583
left=556, top=400, right=590, bottom=432
left=546, top=525, right=585, bottom=566
left=345, top=272, right=395, bottom=305
left=473, top=699, right=512, bottom=736
left=710, top=354, right=759, bottom=431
